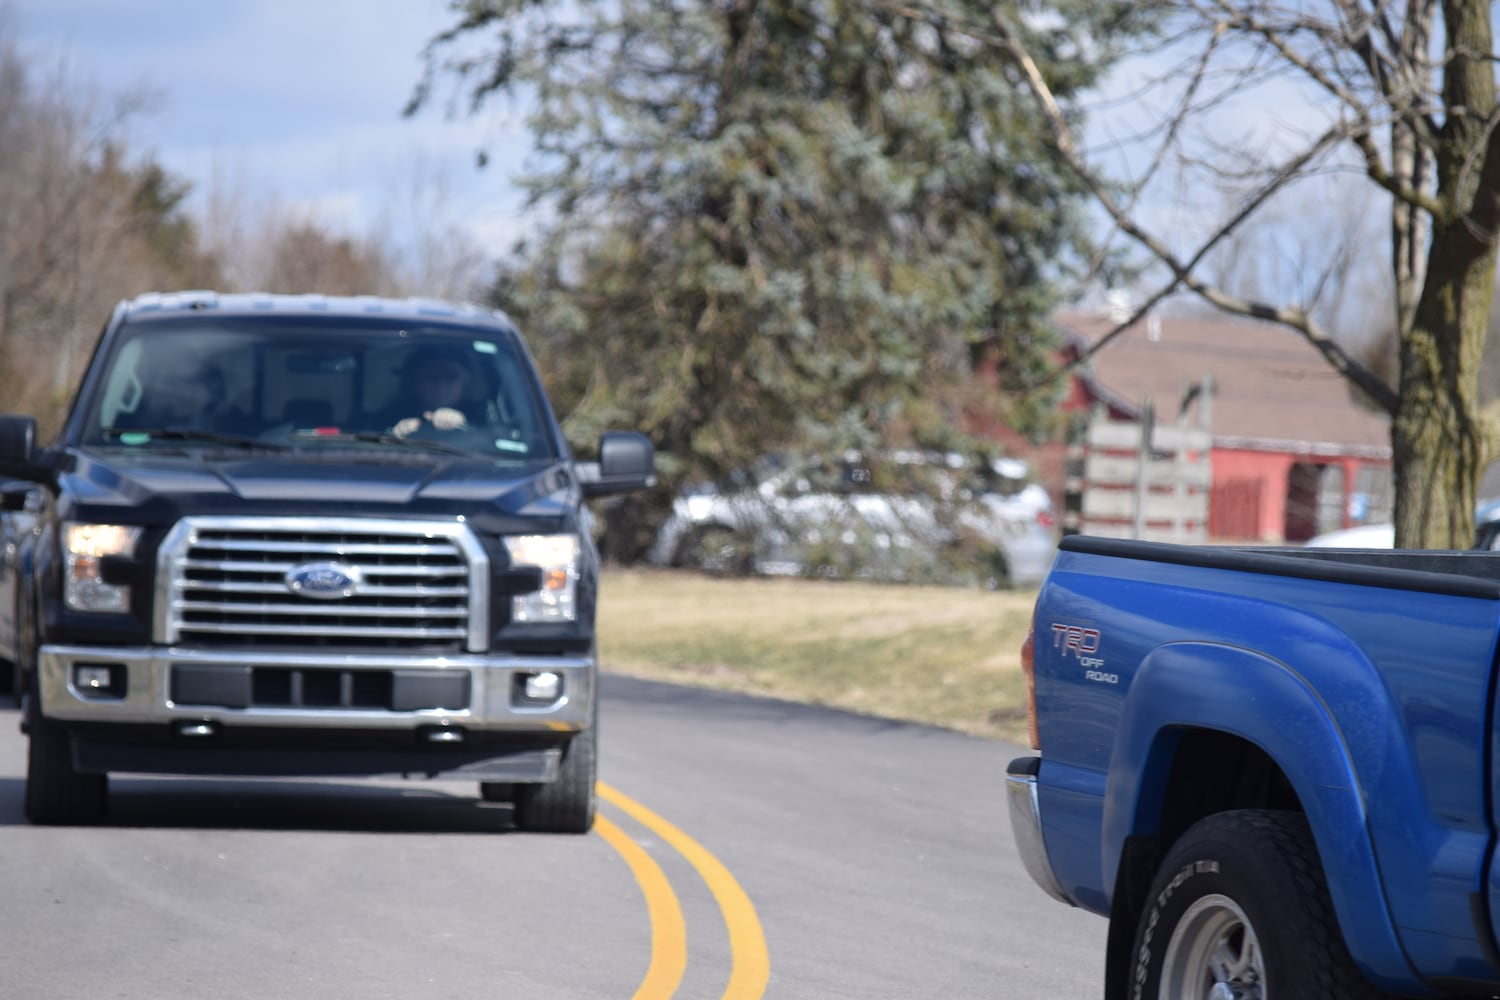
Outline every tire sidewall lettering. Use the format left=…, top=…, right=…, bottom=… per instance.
left=1132, top=858, right=1227, bottom=1000
left=1126, top=811, right=1371, bottom=1000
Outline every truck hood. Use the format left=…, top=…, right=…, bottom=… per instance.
left=57, top=447, right=576, bottom=530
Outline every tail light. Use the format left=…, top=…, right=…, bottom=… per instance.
left=1021, top=606, right=1040, bottom=750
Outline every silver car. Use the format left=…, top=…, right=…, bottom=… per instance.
left=649, top=452, right=1056, bottom=588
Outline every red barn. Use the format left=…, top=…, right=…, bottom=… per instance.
left=1010, top=310, right=1393, bottom=544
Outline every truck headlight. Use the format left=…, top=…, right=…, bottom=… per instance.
left=504, top=534, right=579, bottom=623
left=64, top=523, right=142, bottom=613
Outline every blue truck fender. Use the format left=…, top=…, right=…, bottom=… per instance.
left=1100, top=640, right=1424, bottom=993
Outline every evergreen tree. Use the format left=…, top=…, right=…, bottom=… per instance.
left=412, top=0, right=1140, bottom=555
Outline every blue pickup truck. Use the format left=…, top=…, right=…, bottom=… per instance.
left=1008, top=535, right=1500, bottom=999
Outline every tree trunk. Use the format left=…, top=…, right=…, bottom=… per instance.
left=1391, top=261, right=1488, bottom=549
left=1390, top=0, right=1500, bottom=550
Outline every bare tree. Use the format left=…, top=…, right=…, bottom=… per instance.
left=0, top=31, right=219, bottom=435
left=1197, top=180, right=1392, bottom=340
left=365, top=155, right=492, bottom=302
left=214, top=159, right=493, bottom=303
left=890, top=0, right=1498, bottom=548
left=0, top=20, right=497, bottom=437
left=243, top=213, right=398, bottom=297
left=195, top=153, right=261, bottom=292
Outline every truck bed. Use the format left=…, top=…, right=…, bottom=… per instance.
left=1063, top=534, right=1500, bottom=599
left=1018, top=534, right=1500, bottom=994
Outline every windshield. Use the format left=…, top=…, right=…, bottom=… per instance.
left=78, top=315, right=560, bottom=462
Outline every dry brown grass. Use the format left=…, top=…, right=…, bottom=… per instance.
left=597, top=567, right=1038, bottom=743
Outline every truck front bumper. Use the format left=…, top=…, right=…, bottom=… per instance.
left=1005, top=756, right=1072, bottom=905
left=39, top=644, right=593, bottom=731
left=35, top=644, right=594, bottom=783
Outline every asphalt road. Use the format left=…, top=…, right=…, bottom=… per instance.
left=0, top=675, right=1106, bottom=999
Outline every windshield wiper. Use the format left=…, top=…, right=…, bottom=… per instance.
left=104, top=427, right=292, bottom=451
left=313, top=431, right=478, bottom=459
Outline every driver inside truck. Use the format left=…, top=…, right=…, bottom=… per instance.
left=378, top=344, right=488, bottom=438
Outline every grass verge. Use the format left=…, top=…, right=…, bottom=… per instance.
left=597, top=567, right=1037, bottom=744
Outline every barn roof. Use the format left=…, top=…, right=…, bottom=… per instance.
left=1057, top=309, right=1392, bottom=458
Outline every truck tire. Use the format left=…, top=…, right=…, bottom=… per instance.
left=512, top=726, right=596, bottom=834
left=24, top=714, right=107, bottom=826
left=1130, top=809, right=1390, bottom=1000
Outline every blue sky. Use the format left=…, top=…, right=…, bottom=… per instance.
left=10, top=0, right=531, bottom=254
left=8, top=1, right=1351, bottom=316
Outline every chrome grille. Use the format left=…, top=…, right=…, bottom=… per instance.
left=157, top=517, right=488, bottom=650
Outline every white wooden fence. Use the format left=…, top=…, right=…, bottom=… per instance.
left=1064, top=415, right=1212, bottom=544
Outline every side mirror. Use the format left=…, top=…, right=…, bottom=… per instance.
left=0, top=415, right=41, bottom=481
left=581, top=431, right=656, bottom=498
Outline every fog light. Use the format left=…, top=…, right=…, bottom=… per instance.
left=73, top=662, right=125, bottom=698
left=78, top=665, right=111, bottom=690
left=523, top=671, right=562, bottom=702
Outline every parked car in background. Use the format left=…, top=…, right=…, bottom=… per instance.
left=648, top=451, right=1056, bottom=588
left=1304, top=501, right=1500, bottom=550
left=1302, top=523, right=1396, bottom=548
left=1478, top=499, right=1500, bottom=550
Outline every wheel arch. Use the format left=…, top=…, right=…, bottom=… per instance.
left=1099, top=642, right=1424, bottom=998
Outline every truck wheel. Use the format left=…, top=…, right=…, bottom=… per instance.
left=1131, top=809, right=1388, bottom=999
left=25, top=715, right=107, bottom=826
left=512, top=726, right=596, bottom=834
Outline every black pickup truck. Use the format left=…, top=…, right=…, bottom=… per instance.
left=0, top=291, right=653, bottom=832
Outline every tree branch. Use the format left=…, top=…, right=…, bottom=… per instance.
left=1073, top=23, right=1226, bottom=291
left=980, top=6, right=1401, bottom=415
left=1206, top=0, right=1444, bottom=215
left=1329, top=0, right=1443, bottom=140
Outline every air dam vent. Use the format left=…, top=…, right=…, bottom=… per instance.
left=170, top=663, right=472, bottom=711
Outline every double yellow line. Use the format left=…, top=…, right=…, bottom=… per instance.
left=595, top=782, right=770, bottom=999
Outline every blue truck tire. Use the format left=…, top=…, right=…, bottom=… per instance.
left=1130, top=809, right=1390, bottom=999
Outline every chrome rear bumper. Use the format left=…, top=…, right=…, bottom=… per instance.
left=1005, top=756, right=1072, bottom=905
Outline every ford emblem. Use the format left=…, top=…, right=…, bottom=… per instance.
left=285, top=562, right=361, bottom=600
